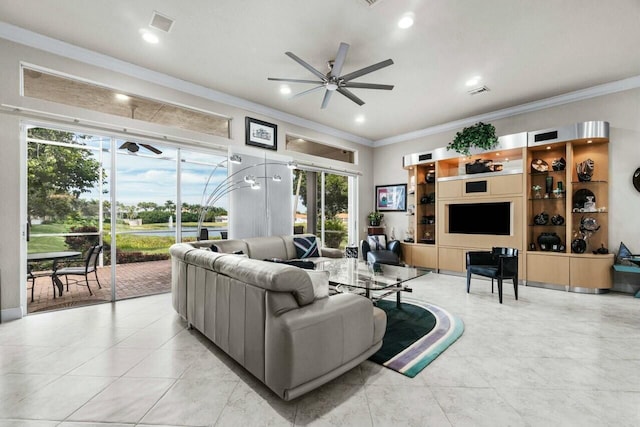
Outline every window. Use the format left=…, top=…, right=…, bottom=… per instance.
left=286, top=134, right=355, bottom=164
left=22, top=66, right=230, bottom=137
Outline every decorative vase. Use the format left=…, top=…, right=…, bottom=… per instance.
left=537, top=232, right=561, bottom=251
left=571, top=238, right=587, bottom=254
left=552, top=157, right=566, bottom=171
left=545, top=176, right=554, bottom=195
left=369, top=219, right=380, bottom=226
left=584, top=196, right=596, bottom=212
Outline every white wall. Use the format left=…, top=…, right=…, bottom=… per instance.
left=372, top=88, right=640, bottom=273
left=0, top=38, right=374, bottom=320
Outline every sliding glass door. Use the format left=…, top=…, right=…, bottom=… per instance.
left=26, top=127, right=111, bottom=312
left=292, top=168, right=354, bottom=249
left=26, top=125, right=227, bottom=312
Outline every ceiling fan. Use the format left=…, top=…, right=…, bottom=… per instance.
left=118, top=105, right=162, bottom=154
left=268, top=42, right=394, bottom=109
left=118, top=141, right=162, bottom=155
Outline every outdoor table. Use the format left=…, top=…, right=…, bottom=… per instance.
left=27, top=251, right=81, bottom=297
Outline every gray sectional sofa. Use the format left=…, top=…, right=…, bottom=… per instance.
left=170, top=234, right=387, bottom=401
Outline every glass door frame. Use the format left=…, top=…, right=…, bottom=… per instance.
left=23, top=120, right=228, bottom=307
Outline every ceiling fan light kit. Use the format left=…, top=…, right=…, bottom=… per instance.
left=268, top=42, right=394, bottom=109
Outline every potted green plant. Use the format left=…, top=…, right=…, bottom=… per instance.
left=447, top=122, right=499, bottom=156
left=368, top=211, right=383, bottom=226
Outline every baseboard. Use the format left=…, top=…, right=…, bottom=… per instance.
left=1, top=306, right=24, bottom=323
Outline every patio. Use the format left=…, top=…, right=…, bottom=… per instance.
left=27, top=259, right=171, bottom=314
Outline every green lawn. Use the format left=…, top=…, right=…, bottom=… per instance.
left=29, top=221, right=227, bottom=254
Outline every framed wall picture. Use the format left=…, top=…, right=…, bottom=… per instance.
left=376, top=184, right=407, bottom=212
left=245, top=117, right=277, bottom=150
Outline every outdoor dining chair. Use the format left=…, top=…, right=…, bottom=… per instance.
left=53, top=245, right=103, bottom=296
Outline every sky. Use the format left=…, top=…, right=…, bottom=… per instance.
left=29, top=130, right=305, bottom=215
left=77, top=139, right=305, bottom=212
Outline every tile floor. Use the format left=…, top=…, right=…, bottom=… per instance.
left=1, top=273, right=639, bottom=426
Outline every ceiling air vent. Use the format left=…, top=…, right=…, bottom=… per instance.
left=150, top=11, right=175, bottom=33
left=468, top=85, right=490, bottom=95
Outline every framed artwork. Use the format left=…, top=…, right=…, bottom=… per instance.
left=245, top=117, right=277, bottom=150
left=375, top=184, right=407, bottom=212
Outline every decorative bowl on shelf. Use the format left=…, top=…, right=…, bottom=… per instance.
left=531, top=159, right=549, bottom=172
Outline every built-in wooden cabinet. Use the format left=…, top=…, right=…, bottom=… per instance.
left=403, top=161, right=438, bottom=268
left=402, top=121, right=613, bottom=293
left=525, top=123, right=613, bottom=291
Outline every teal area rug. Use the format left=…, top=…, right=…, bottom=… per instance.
left=370, top=299, right=464, bottom=377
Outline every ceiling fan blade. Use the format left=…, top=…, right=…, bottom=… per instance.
left=140, top=144, right=162, bottom=155
left=285, top=51, right=327, bottom=80
left=342, top=82, right=394, bottom=90
left=321, top=90, right=333, bottom=109
left=330, top=42, right=350, bottom=78
left=118, top=142, right=132, bottom=150
left=291, top=85, right=325, bottom=99
left=267, top=77, right=324, bottom=84
left=340, top=59, right=394, bottom=82
left=337, top=88, right=365, bottom=106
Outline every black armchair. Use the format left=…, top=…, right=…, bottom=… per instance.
left=466, top=247, right=519, bottom=304
left=361, top=235, right=402, bottom=266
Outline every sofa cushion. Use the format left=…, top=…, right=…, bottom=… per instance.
left=212, top=239, right=250, bottom=255
left=244, top=236, right=289, bottom=260
left=306, top=270, right=330, bottom=299
left=294, top=236, right=320, bottom=259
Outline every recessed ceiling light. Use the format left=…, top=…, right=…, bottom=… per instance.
left=355, top=115, right=365, bottom=123
left=139, top=29, right=159, bottom=44
left=546, top=146, right=551, bottom=150
left=587, top=140, right=593, bottom=144
left=465, top=76, right=481, bottom=87
left=280, top=85, right=291, bottom=95
left=115, top=93, right=130, bottom=101
left=398, top=13, right=414, bottom=29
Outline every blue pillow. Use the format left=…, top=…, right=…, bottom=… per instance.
left=294, top=236, right=320, bottom=259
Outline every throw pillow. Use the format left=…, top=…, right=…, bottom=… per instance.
left=306, top=270, right=330, bottom=299
left=367, top=235, right=387, bottom=251
left=294, top=236, right=320, bottom=259
left=616, top=242, right=634, bottom=266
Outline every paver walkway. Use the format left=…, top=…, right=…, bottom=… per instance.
left=27, top=259, right=171, bottom=313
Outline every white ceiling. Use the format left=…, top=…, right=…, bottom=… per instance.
left=1, top=0, right=639, bottom=142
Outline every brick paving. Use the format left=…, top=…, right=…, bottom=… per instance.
left=27, top=259, right=171, bottom=314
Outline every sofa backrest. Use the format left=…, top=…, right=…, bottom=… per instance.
left=170, top=243, right=315, bottom=307
left=243, top=236, right=288, bottom=260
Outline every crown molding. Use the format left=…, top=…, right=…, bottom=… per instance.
left=374, top=74, right=640, bottom=147
left=0, top=21, right=374, bottom=147
left=2, top=21, right=638, bottom=150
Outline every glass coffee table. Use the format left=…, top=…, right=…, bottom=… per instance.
left=318, top=258, right=431, bottom=307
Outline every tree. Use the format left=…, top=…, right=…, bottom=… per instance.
left=137, top=201, right=158, bottom=212
left=163, top=200, right=176, bottom=212
left=27, top=128, right=102, bottom=222
left=293, top=170, right=348, bottom=219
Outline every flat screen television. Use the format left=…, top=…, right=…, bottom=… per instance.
left=448, top=202, right=511, bottom=235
